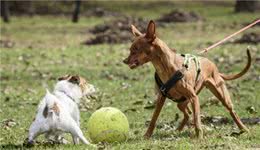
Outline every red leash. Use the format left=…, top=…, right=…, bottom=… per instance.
left=198, top=19, right=260, bottom=54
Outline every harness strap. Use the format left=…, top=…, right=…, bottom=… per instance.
left=154, top=53, right=201, bottom=103
left=155, top=70, right=186, bottom=103
left=159, top=70, right=184, bottom=96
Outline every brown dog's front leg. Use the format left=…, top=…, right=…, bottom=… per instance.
left=144, top=94, right=166, bottom=139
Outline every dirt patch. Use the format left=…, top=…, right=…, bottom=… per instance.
left=89, top=17, right=147, bottom=34
left=202, top=115, right=260, bottom=125
left=202, top=116, right=230, bottom=125
left=234, top=32, right=260, bottom=44
left=156, top=10, right=203, bottom=23
left=243, top=18, right=260, bottom=27
left=85, top=7, right=122, bottom=17
left=85, top=31, right=130, bottom=45
left=241, top=117, right=260, bottom=125
left=85, top=17, right=149, bottom=45
left=0, top=39, right=15, bottom=48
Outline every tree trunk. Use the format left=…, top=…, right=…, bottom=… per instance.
left=72, top=0, right=81, bottom=23
left=1, top=1, right=10, bottom=23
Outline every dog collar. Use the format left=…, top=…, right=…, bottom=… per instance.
left=58, top=91, right=76, bottom=102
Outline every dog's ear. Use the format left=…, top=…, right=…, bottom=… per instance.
left=145, top=20, right=156, bottom=42
left=131, top=25, right=142, bottom=37
left=68, top=75, right=80, bottom=85
left=58, top=74, right=71, bottom=81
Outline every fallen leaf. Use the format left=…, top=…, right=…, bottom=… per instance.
left=246, top=106, right=257, bottom=114
left=1, top=119, right=17, bottom=129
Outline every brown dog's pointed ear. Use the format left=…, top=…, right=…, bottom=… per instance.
left=68, top=75, right=80, bottom=84
left=58, top=74, right=71, bottom=81
left=145, top=20, right=156, bottom=42
left=131, top=25, right=142, bottom=37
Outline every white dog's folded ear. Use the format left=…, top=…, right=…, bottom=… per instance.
left=68, top=75, right=80, bottom=84
left=58, top=74, right=71, bottom=81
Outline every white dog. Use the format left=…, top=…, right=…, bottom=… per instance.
left=27, top=75, right=96, bottom=145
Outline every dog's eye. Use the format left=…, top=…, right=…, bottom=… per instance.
left=69, top=76, right=80, bottom=85
left=132, top=51, right=137, bottom=55
left=132, top=46, right=138, bottom=51
left=133, top=48, right=139, bottom=53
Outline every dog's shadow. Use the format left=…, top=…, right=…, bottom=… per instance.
left=1, top=142, right=62, bottom=149
left=153, top=130, right=192, bottom=141
left=128, top=130, right=192, bottom=142
left=1, top=144, right=24, bottom=150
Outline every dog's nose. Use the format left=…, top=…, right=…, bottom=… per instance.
left=123, top=58, right=129, bottom=64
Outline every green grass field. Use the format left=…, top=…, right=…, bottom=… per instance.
left=1, top=1, right=260, bottom=149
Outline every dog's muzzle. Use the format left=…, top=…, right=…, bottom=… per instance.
left=123, top=57, right=139, bottom=69
left=123, top=58, right=129, bottom=64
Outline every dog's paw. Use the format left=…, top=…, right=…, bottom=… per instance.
left=230, top=129, right=249, bottom=137
left=60, top=138, right=69, bottom=144
left=195, top=129, right=204, bottom=139
left=23, top=138, right=34, bottom=147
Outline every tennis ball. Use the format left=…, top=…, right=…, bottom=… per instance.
left=87, top=107, right=129, bottom=143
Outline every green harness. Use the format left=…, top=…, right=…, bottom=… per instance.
left=181, top=53, right=201, bottom=81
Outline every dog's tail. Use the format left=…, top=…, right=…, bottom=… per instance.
left=220, top=49, right=251, bottom=81
left=42, top=90, right=60, bottom=119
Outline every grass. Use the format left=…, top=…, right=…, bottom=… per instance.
left=1, top=1, right=260, bottom=150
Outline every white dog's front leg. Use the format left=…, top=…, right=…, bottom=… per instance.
left=28, top=120, right=45, bottom=144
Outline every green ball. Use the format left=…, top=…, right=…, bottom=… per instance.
left=87, top=107, right=129, bottom=143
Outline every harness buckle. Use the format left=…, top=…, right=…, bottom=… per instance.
left=159, top=86, right=167, bottom=96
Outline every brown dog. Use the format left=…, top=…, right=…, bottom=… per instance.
left=123, top=20, right=251, bottom=138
